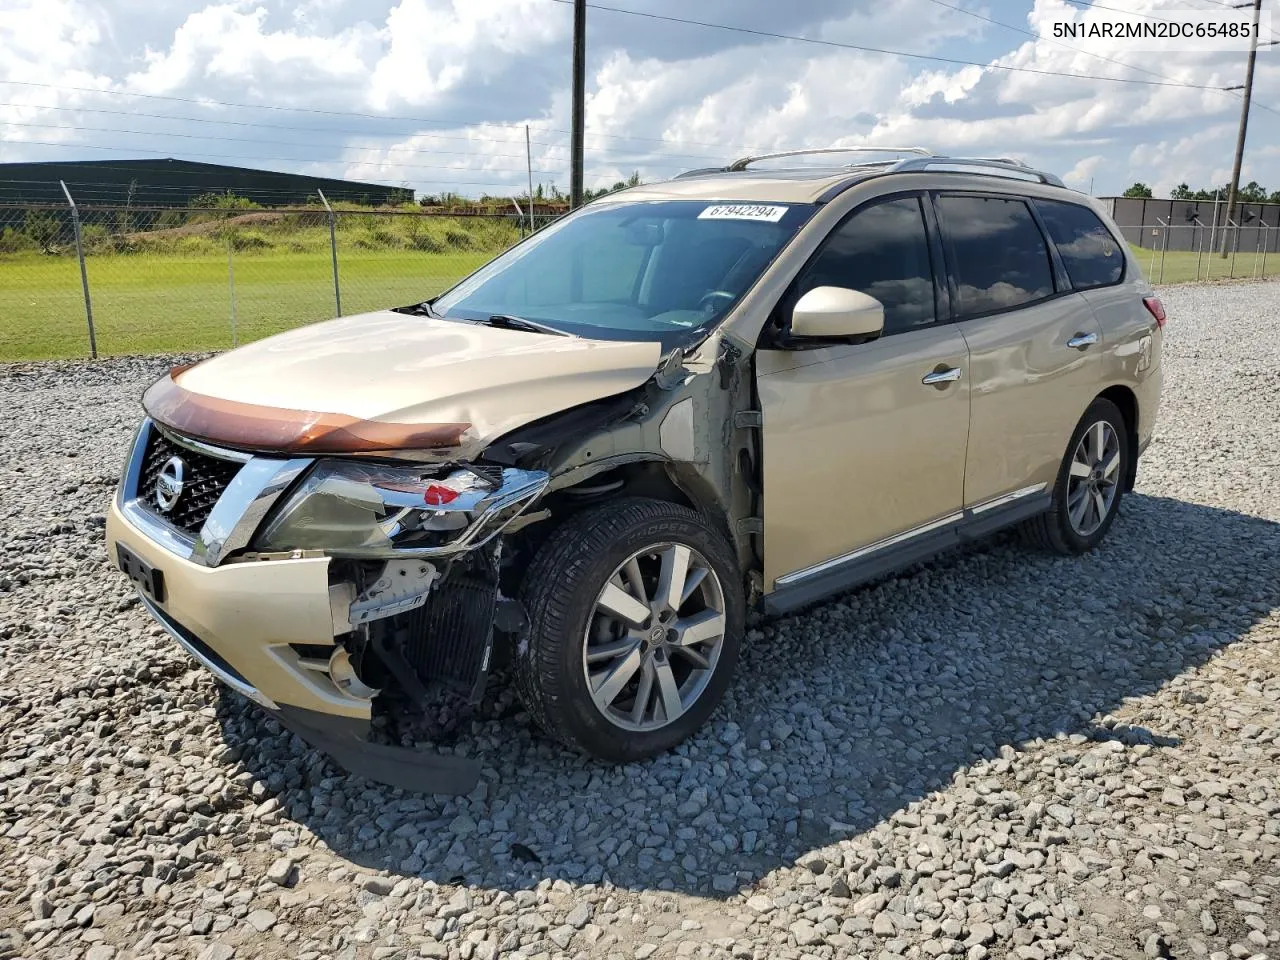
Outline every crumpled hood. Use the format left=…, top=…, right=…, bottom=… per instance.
left=147, top=310, right=663, bottom=456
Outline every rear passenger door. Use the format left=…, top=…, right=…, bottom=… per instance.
left=933, top=193, right=1103, bottom=510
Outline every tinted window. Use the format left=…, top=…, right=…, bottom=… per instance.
left=1035, top=199, right=1124, bottom=289
left=434, top=200, right=815, bottom=350
left=937, top=196, right=1055, bottom=316
left=794, top=197, right=935, bottom=334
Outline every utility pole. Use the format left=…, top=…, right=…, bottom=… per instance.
left=526, top=125, right=536, bottom=234
left=570, top=0, right=586, bottom=208
left=1220, top=0, right=1263, bottom=256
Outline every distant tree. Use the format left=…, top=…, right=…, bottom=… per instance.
left=1238, top=180, right=1268, bottom=203
left=1171, top=183, right=1193, bottom=200
left=1270, top=190, right=1280, bottom=204
left=1122, top=182, right=1153, bottom=198
left=23, top=210, right=60, bottom=254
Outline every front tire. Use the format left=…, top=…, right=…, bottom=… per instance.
left=514, top=497, right=744, bottom=762
left=1022, top=397, right=1130, bottom=555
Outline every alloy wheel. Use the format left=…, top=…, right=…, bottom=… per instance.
left=1066, top=420, right=1121, bottom=537
left=581, top=542, right=727, bottom=732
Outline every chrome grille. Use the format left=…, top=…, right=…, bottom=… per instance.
left=138, top=428, right=243, bottom=536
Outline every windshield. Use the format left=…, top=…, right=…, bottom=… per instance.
left=432, top=199, right=815, bottom=349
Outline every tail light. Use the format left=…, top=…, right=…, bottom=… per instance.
left=1143, top=296, right=1166, bottom=329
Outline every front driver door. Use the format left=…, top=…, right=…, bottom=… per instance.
left=756, top=194, right=971, bottom=596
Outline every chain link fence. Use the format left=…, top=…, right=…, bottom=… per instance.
left=0, top=193, right=560, bottom=361
left=2, top=191, right=1278, bottom=362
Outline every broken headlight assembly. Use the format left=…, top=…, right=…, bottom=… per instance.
left=255, top=460, right=550, bottom=557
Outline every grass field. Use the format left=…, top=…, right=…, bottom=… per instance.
left=1, top=237, right=1277, bottom=362
left=0, top=248, right=491, bottom=360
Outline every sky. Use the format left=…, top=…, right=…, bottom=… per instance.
left=0, top=0, right=1276, bottom=200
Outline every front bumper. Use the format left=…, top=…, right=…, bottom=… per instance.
left=108, top=500, right=482, bottom=793
left=104, top=412, right=499, bottom=795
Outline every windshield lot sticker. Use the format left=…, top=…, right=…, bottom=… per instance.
left=698, top=204, right=789, bottom=223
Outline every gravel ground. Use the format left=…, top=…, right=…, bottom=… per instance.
left=1, top=280, right=1278, bottom=960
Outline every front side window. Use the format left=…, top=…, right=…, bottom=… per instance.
left=937, top=195, right=1055, bottom=317
left=433, top=200, right=815, bottom=350
left=791, top=196, right=937, bottom=335
left=1034, top=198, right=1124, bottom=290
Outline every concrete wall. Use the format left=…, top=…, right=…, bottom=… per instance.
left=1101, top=197, right=1280, bottom=254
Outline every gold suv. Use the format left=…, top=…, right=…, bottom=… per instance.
left=108, top=147, right=1164, bottom=793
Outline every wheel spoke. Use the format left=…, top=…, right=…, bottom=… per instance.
left=1100, top=449, right=1121, bottom=479
left=655, top=545, right=691, bottom=612
left=597, top=583, right=650, bottom=627
left=655, top=659, right=684, bottom=723
left=622, top=557, right=647, bottom=604
left=591, top=644, right=643, bottom=707
left=672, top=644, right=711, bottom=670
left=1090, top=421, right=1106, bottom=461
left=1069, top=459, right=1092, bottom=479
left=1069, top=489, right=1091, bottom=529
left=673, top=608, right=726, bottom=647
left=1092, top=489, right=1108, bottom=524
left=586, top=638, right=640, bottom=664
left=630, top=659, right=656, bottom=725
left=679, top=566, right=709, bottom=606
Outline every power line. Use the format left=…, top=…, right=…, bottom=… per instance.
left=0, top=120, right=567, bottom=174
left=0, top=99, right=734, bottom=163
left=547, top=0, right=1233, bottom=90
left=0, top=80, right=762, bottom=153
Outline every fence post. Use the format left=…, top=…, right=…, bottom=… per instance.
left=226, top=231, right=238, bottom=347
left=318, top=189, right=342, bottom=317
left=60, top=180, right=97, bottom=359
left=1194, top=219, right=1206, bottom=283
left=1156, top=218, right=1169, bottom=283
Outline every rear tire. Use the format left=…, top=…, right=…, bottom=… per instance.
left=514, top=498, right=744, bottom=762
left=1022, top=398, right=1129, bottom=555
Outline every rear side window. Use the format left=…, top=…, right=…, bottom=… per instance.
left=792, top=196, right=936, bottom=335
left=936, top=195, right=1055, bottom=317
left=1034, top=198, right=1124, bottom=289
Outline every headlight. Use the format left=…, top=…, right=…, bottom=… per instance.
left=256, top=460, right=549, bottom=557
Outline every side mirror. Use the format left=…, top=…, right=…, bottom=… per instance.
left=790, top=286, right=885, bottom=341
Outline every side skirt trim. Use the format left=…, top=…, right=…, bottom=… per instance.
left=763, top=489, right=1051, bottom=616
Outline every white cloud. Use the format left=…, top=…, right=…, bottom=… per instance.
left=1, top=0, right=1276, bottom=198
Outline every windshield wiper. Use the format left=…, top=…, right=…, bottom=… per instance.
left=476, top=314, right=573, bottom=337
left=396, top=298, right=443, bottom=318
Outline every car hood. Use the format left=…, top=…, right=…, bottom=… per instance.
left=144, top=310, right=663, bottom=457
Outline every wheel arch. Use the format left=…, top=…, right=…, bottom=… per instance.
left=1095, top=384, right=1140, bottom=491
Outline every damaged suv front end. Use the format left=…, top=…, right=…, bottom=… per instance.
left=108, top=193, right=812, bottom=793
left=109, top=404, right=552, bottom=793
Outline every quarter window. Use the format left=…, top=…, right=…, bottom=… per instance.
left=793, top=197, right=937, bottom=335
left=1034, top=198, right=1124, bottom=289
left=937, top=195, right=1055, bottom=317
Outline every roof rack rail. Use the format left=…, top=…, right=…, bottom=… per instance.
left=890, top=156, right=1066, bottom=188
left=672, top=166, right=728, bottom=180
left=726, top=146, right=933, bottom=172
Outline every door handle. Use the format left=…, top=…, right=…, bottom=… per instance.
left=1067, top=332, right=1098, bottom=350
left=922, top=366, right=962, bottom=386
